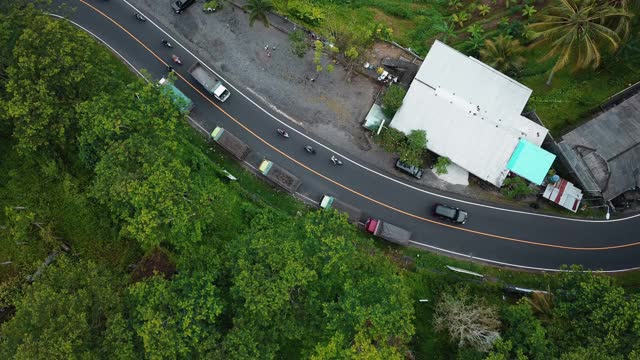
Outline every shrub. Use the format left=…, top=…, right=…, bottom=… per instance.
left=287, top=0, right=324, bottom=26
left=435, top=156, right=451, bottom=175
left=203, top=0, right=219, bottom=11
left=400, top=130, right=428, bottom=167
left=501, top=176, right=535, bottom=199
left=375, top=128, right=427, bottom=168
left=451, top=11, right=470, bottom=27
left=382, top=85, right=407, bottom=118
left=376, top=127, right=406, bottom=152
left=288, top=30, right=308, bottom=58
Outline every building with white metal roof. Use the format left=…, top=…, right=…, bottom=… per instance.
left=390, top=40, right=549, bottom=187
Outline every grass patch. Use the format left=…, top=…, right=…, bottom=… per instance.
left=521, top=49, right=640, bottom=135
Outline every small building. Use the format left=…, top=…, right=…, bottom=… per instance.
left=362, top=104, right=389, bottom=134
left=542, top=178, right=583, bottom=213
left=558, top=90, right=640, bottom=201
left=389, top=40, right=553, bottom=187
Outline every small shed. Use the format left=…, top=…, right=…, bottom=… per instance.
left=542, top=178, right=583, bottom=212
left=507, top=139, right=556, bottom=185
left=363, top=104, right=389, bottom=133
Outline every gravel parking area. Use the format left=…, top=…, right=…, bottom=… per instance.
left=130, top=0, right=383, bottom=156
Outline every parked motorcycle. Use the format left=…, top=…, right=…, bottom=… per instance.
left=330, top=155, right=343, bottom=165
left=134, top=13, right=146, bottom=21
left=162, top=40, right=173, bottom=48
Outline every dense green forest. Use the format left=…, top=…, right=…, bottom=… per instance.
left=1, top=3, right=639, bottom=359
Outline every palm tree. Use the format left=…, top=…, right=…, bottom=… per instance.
left=244, top=0, right=274, bottom=27
left=479, top=35, right=527, bottom=76
left=528, top=0, right=632, bottom=85
left=522, top=4, right=537, bottom=18
left=433, top=21, right=457, bottom=43
left=477, top=4, right=492, bottom=16
left=466, top=23, right=485, bottom=38
left=451, top=11, right=470, bottom=28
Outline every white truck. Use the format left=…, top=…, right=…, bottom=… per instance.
left=319, top=195, right=361, bottom=223
left=188, top=62, right=231, bottom=102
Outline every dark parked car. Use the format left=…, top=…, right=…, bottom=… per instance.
left=171, top=0, right=196, bottom=13
left=395, top=159, right=424, bottom=179
left=433, top=204, right=468, bottom=224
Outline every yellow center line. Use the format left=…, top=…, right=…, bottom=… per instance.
left=80, top=0, right=640, bottom=251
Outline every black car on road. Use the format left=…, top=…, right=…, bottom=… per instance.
left=433, top=203, right=468, bottom=224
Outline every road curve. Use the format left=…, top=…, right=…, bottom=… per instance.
left=53, top=0, right=640, bottom=271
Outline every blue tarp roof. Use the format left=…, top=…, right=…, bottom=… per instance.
left=507, top=139, right=556, bottom=185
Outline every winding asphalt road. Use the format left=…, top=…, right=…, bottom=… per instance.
left=53, top=0, right=640, bottom=271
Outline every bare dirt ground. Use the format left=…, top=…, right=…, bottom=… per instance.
left=131, top=0, right=382, bottom=157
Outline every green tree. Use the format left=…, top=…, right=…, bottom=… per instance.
left=5, top=15, right=126, bottom=156
left=400, top=130, right=428, bottom=167
left=129, top=273, right=223, bottom=358
left=522, top=4, right=537, bottom=18
left=500, top=302, right=551, bottom=359
left=79, top=85, right=244, bottom=249
left=382, top=85, right=407, bottom=118
left=452, top=11, right=470, bottom=28
left=221, top=210, right=415, bottom=358
left=0, top=258, right=133, bottom=359
left=501, top=176, right=534, bottom=199
left=244, top=0, right=274, bottom=27
left=434, top=21, right=458, bottom=43
left=549, top=267, right=640, bottom=357
left=463, top=33, right=487, bottom=57
left=76, top=82, right=179, bottom=167
left=449, top=0, right=464, bottom=10
left=467, top=23, right=485, bottom=38
left=478, top=4, right=492, bottom=16
left=435, top=156, right=451, bottom=175
left=0, top=207, right=55, bottom=279
left=528, top=0, right=632, bottom=85
left=479, top=35, right=527, bottom=76
left=486, top=339, right=529, bottom=360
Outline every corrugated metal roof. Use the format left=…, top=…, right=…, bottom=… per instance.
left=390, top=40, right=548, bottom=187
left=543, top=178, right=583, bottom=212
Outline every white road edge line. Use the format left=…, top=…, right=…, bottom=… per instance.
left=117, top=1, right=640, bottom=224
left=408, top=240, right=640, bottom=273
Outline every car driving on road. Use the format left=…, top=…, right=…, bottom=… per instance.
left=433, top=203, right=468, bottom=224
